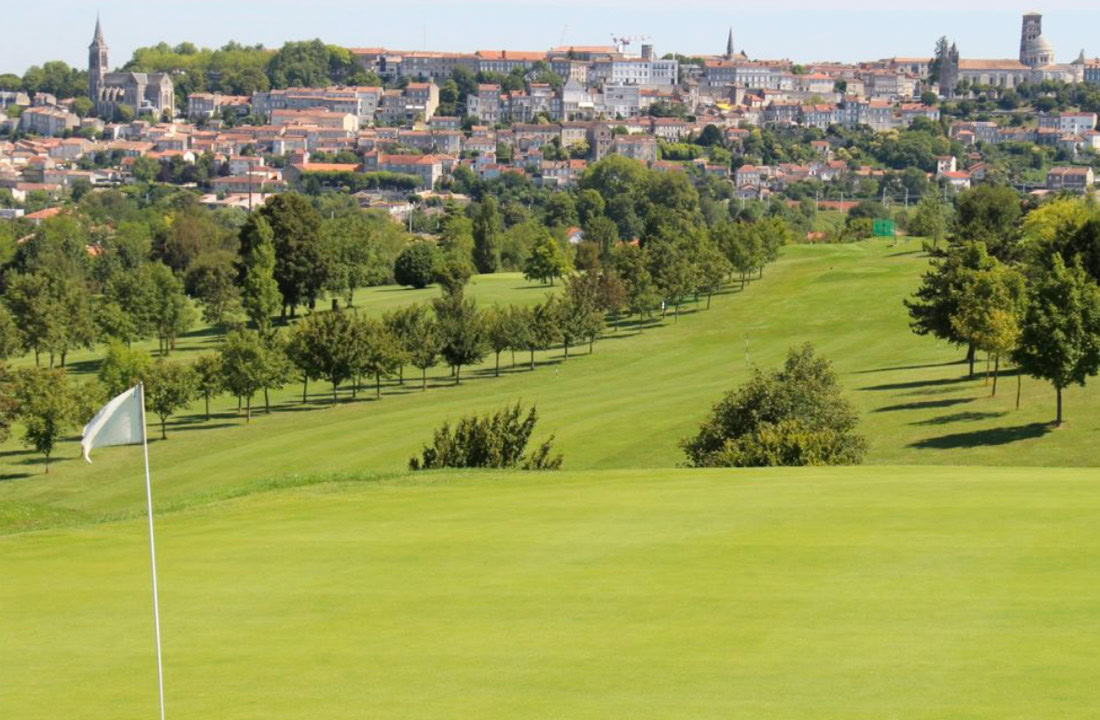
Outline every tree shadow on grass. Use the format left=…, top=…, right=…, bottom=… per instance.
left=19, top=456, right=73, bottom=470
left=163, top=422, right=238, bottom=433
left=62, top=358, right=101, bottom=376
left=911, top=411, right=1007, bottom=426
left=874, top=397, right=974, bottom=413
left=898, top=385, right=969, bottom=397
left=909, top=422, right=1052, bottom=449
left=885, top=249, right=923, bottom=258
left=860, top=375, right=974, bottom=392
left=0, top=472, right=32, bottom=481
left=854, top=359, right=966, bottom=375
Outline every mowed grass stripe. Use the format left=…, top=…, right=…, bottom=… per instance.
left=3, top=240, right=1100, bottom=525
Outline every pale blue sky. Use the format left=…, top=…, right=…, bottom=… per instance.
left=3, top=1, right=1099, bottom=73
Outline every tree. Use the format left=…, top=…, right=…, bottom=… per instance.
left=696, top=237, right=732, bottom=309
left=582, top=215, right=619, bottom=262
left=219, top=329, right=269, bottom=421
left=286, top=309, right=358, bottom=403
left=612, top=243, right=660, bottom=326
left=193, top=353, right=224, bottom=420
left=953, top=185, right=1022, bottom=261
left=681, top=344, right=866, bottom=467
left=132, top=155, right=159, bottom=183
left=524, top=231, right=572, bottom=286
left=355, top=317, right=404, bottom=399
left=12, top=368, right=91, bottom=473
left=484, top=306, right=513, bottom=376
left=406, top=309, right=442, bottom=391
left=433, top=293, right=486, bottom=384
left=712, top=221, right=761, bottom=290
left=0, top=306, right=22, bottom=361
left=3, top=273, right=56, bottom=366
left=98, top=343, right=153, bottom=398
left=147, top=263, right=196, bottom=355
left=543, top=193, right=578, bottom=228
left=71, top=96, right=93, bottom=118
left=239, top=214, right=282, bottom=336
left=472, top=197, right=502, bottom=273
left=576, top=189, right=605, bottom=226
left=500, top=304, right=532, bottom=368
left=257, top=332, right=290, bottom=414
left=320, top=211, right=400, bottom=306
left=1012, top=256, right=1100, bottom=426
left=101, top=269, right=157, bottom=347
left=647, top=239, right=695, bottom=321
left=382, top=304, right=427, bottom=386
left=909, top=195, right=949, bottom=249
left=950, top=262, right=1027, bottom=396
left=114, top=103, right=135, bottom=123
left=394, top=241, right=440, bottom=289
left=561, top=273, right=605, bottom=357
left=596, top=269, right=627, bottom=330
left=529, top=299, right=563, bottom=368
left=187, top=251, right=241, bottom=330
left=408, top=403, right=561, bottom=471
left=253, top=193, right=326, bottom=318
left=905, top=242, right=996, bottom=377
left=142, top=360, right=198, bottom=440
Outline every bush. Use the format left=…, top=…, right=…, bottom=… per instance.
left=393, top=241, right=440, bottom=289
left=844, top=217, right=874, bottom=241
left=681, top=344, right=866, bottom=467
left=409, top=402, right=562, bottom=470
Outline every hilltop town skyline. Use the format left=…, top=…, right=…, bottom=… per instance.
left=3, top=3, right=1100, bottom=72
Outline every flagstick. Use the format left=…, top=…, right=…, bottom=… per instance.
left=139, top=383, right=166, bottom=720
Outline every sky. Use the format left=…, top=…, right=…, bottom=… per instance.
left=3, top=1, right=1099, bottom=74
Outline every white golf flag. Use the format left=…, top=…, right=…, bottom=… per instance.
left=81, top=385, right=145, bottom=463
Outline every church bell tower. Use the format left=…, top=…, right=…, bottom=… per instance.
left=89, top=15, right=108, bottom=108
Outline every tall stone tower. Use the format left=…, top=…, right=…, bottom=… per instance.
left=725, top=28, right=734, bottom=60
left=1020, top=12, right=1042, bottom=63
left=939, top=42, right=960, bottom=98
left=89, top=15, right=108, bottom=107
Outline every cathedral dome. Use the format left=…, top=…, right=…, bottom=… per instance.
left=1031, top=33, right=1054, bottom=53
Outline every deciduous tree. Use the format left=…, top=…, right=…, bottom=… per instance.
left=143, top=359, right=198, bottom=439
left=1012, top=256, right=1100, bottom=426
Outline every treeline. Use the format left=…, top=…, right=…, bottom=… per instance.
left=906, top=186, right=1100, bottom=425
left=0, top=188, right=415, bottom=372
left=0, top=39, right=383, bottom=111
left=0, top=61, right=88, bottom=102
left=0, top=156, right=796, bottom=471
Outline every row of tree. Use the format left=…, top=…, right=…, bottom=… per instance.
left=907, top=187, right=1100, bottom=424
left=2, top=216, right=787, bottom=473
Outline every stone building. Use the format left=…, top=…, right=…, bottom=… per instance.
left=89, top=17, right=175, bottom=120
left=1020, top=12, right=1055, bottom=68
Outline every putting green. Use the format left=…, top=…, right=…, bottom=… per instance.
left=4, top=467, right=1100, bottom=718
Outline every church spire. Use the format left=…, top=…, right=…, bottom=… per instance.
left=726, top=27, right=734, bottom=59
left=91, top=14, right=106, bottom=47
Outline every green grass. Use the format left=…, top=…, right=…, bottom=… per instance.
left=5, top=466, right=1100, bottom=718
left=3, top=238, right=1099, bottom=525
left=5, top=238, right=1100, bottom=716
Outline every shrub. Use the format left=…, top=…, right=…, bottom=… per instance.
left=409, top=402, right=562, bottom=470
left=393, top=242, right=440, bottom=289
left=681, top=344, right=866, bottom=467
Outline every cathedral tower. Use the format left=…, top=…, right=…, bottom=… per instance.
left=1019, top=12, right=1053, bottom=67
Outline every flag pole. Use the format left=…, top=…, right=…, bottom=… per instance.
left=138, top=383, right=166, bottom=720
